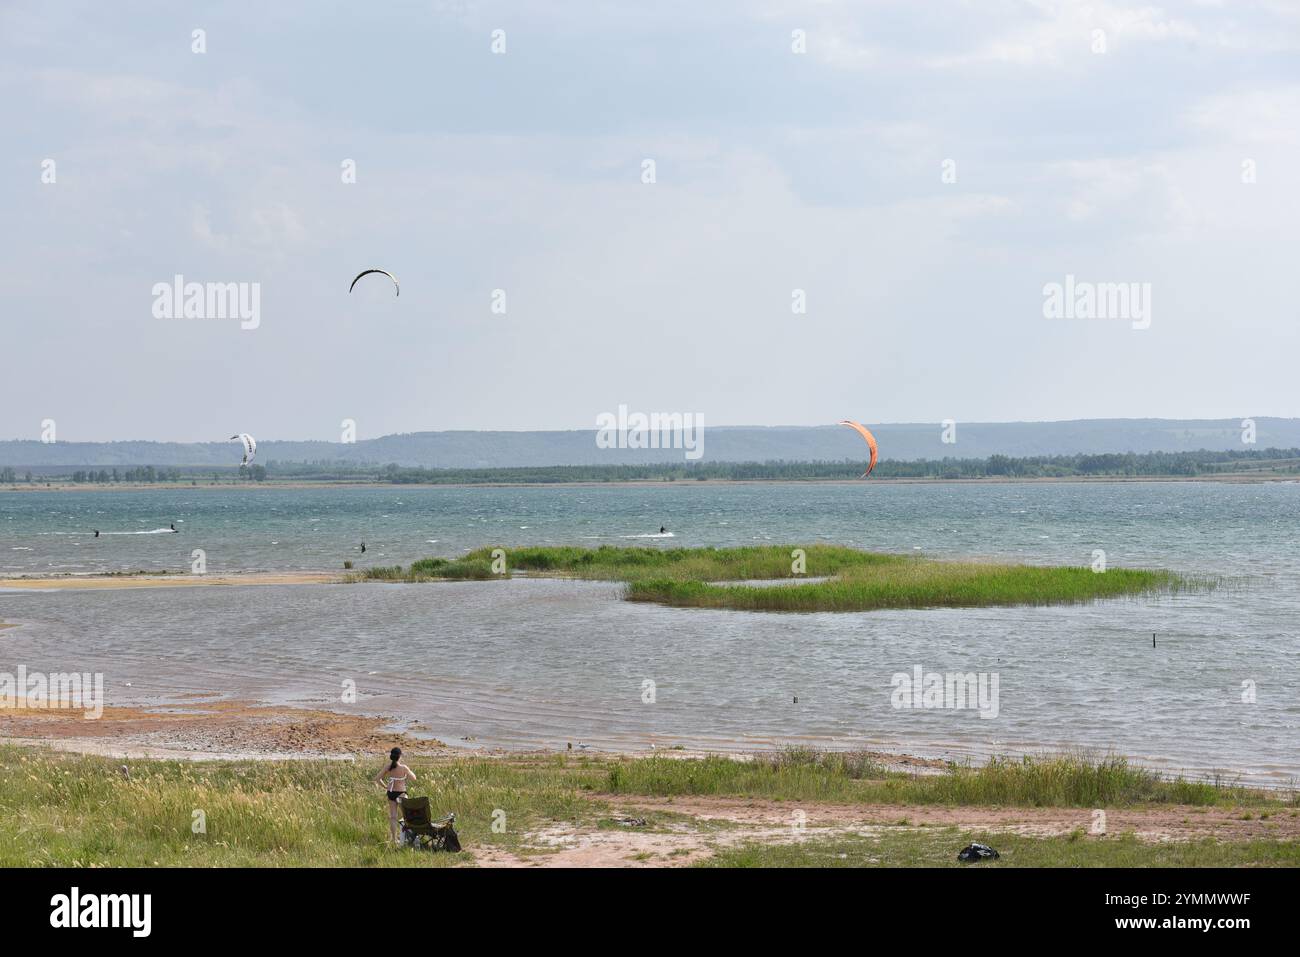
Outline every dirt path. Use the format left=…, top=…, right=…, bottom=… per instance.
left=470, top=793, right=1300, bottom=867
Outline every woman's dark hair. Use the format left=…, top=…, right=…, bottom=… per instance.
left=389, top=747, right=402, bottom=771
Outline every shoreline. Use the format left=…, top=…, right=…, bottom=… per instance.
left=0, top=698, right=449, bottom=760
left=4, top=473, right=1298, bottom=493
left=2, top=694, right=1288, bottom=791
left=0, top=696, right=945, bottom=773
left=0, top=571, right=343, bottom=590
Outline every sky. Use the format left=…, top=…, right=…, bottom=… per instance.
left=2, top=0, right=1297, bottom=443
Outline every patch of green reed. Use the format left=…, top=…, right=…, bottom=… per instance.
left=897, top=755, right=1249, bottom=807
left=362, top=544, right=1203, bottom=612
left=362, top=557, right=496, bottom=581
left=363, top=545, right=901, bottom=584
left=602, top=751, right=1278, bottom=808
left=409, top=557, right=497, bottom=580
left=626, top=562, right=1199, bottom=612
left=467, top=544, right=897, bottom=582
left=360, top=565, right=408, bottom=580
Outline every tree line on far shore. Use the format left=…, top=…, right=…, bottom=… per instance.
left=6, top=448, right=1299, bottom=487
left=3, top=465, right=267, bottom=484
left=372, top=448, right=1300, bottom=483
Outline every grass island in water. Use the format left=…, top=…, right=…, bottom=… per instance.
left=361, top=544, right=1204, bottom=612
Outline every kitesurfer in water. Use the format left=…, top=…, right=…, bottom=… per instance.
left=93, top=530, right=99, bottom=538
left=659, top=526, right=666, bottom=534
left=360, top=543, right=366, bottom=553
left=170, top=523, right=178, bottom=533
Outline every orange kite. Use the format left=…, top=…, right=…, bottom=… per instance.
left=838, top=420, right=879, bottom=478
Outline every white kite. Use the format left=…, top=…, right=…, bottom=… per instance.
left=230, top=433, right=257, bottom=467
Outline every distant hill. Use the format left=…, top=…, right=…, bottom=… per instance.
left=0, top=418, right=1289, bottom=469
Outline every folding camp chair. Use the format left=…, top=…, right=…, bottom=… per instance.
left=398, top=796, right=461, bottom=851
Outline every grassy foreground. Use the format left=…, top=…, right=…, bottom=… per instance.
left=703, top=830, right=1300, bottom=868
left=2, top=746, right=1294, bottom=867
left=362, top=544, right=1201, bottom=612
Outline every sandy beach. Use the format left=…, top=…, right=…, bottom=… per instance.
left=0, top=571, right=342, bottom=591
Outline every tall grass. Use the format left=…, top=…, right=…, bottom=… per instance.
left=462, top=544, right=893, bottom=582
left=0, top=747, right=589, bottom=867
left=626, top=563, right=1196, bottom=612
left=603, top=751, right=1269, bottom=807
left=363, top=557, right=497, bottom=581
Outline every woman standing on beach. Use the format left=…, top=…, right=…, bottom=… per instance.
left=374, top=747, right=416, bottom=846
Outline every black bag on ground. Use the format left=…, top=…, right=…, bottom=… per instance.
left=957, top=843, right=1000, bottom=862
left=442, top=824, right=461, bottom=853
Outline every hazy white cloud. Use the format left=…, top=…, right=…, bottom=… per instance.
left=1190, top=86, right=1300, bottom=146
left=1, top=0, right=1297, bottom=442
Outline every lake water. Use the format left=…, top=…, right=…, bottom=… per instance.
left=2, top=482, right=1297, bottom=783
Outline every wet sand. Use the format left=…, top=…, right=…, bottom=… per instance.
left=0, top=698, right=445, bottom=759
left=0, top=571, right=342, bottom=591
left=0, top=694, right=952, bottom=773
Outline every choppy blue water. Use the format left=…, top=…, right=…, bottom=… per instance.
left=2, top=482, right=1297, bottom=782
